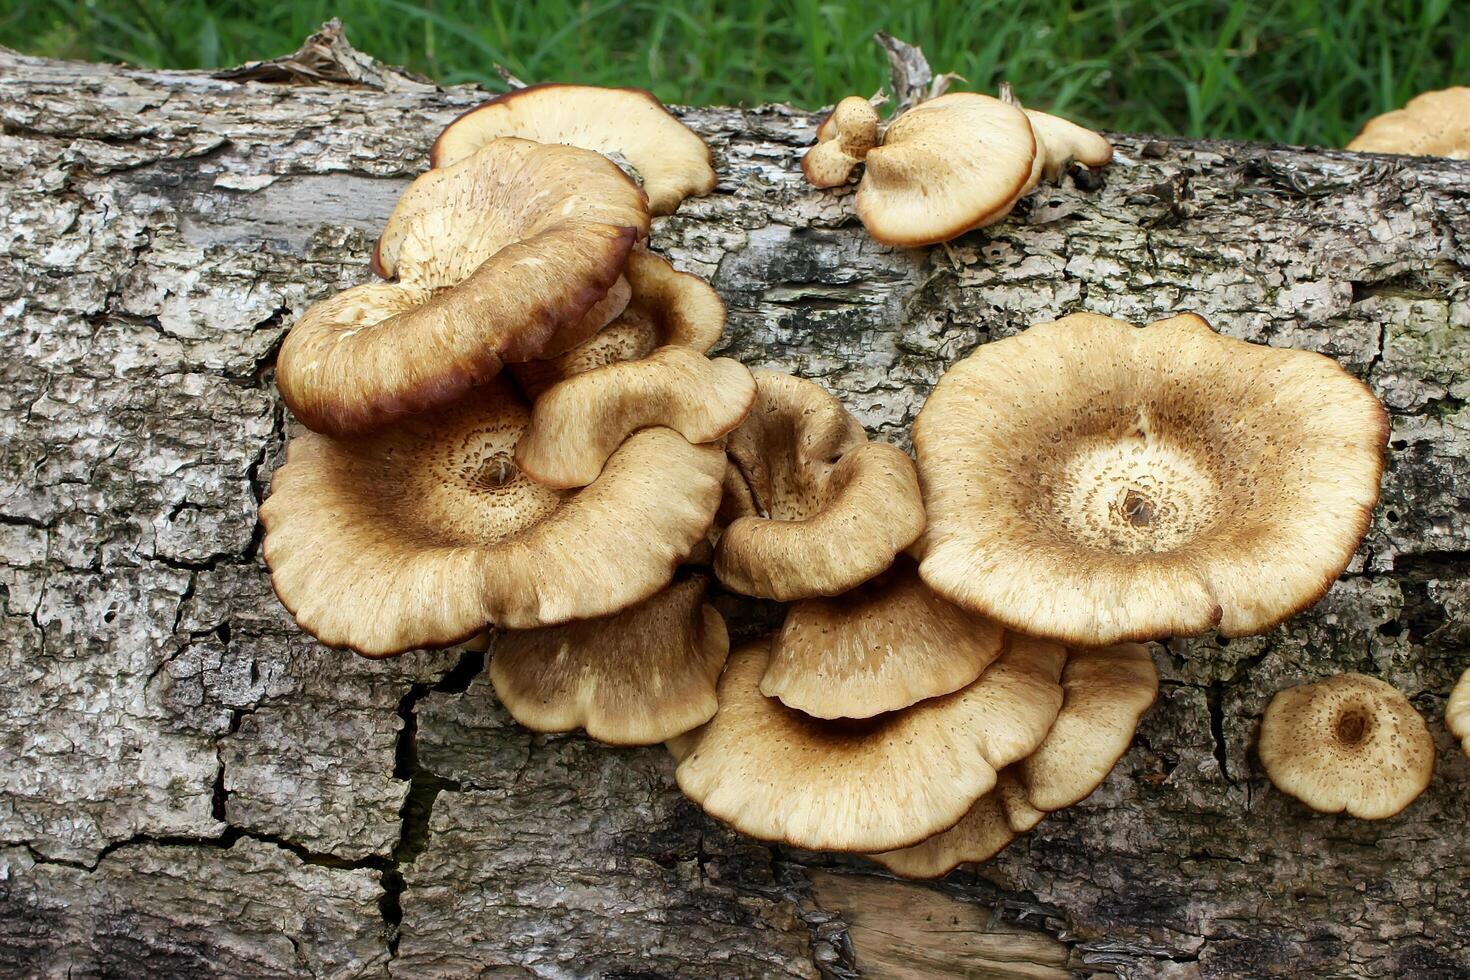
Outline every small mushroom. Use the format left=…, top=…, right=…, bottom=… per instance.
left=1347, top=87, right=1470, bottom=159
left=1446, top=667, right=1469, bottom=759
left=673, top=633, right=1064, bottom=853
left=866, top=770, right=1040, bottom=879
left=488, top=575, right=728, bottom=745
left=431, top=83, right=717, bottom=215
left=761, top=557, right=1005, bottom=719
left=279, top=139, right=650, bottom=437
left=1023, top=108, right=1114, bottom=183
left=715, top=371, right=925, bottom=600
left=914, top=312, right=1389, bottom=646
left=259, top=377, right=723, bottom=656
left=802, top=96, right=881, bottom=188
left=855, top=92, right=1037, bottom=246
left=1259, top=673, right=1435, bottom=820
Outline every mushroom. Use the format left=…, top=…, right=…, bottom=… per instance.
left=802, top=96, right=881, bottom=188
left=914, top=312, right=1389, bottom=646
left=673, top=633, right=1064, bottom=853
left=1258, top=673, right=1434, bottom=820
left=761, top=557, right=1005, bottom=719
left=488, top=575, right=728, bottom=745
left=715, top=371, right=925, bottom=600
left=431, top=83, right=717, bottom=215
left=1347, top=87, right=1470, bottom=159
left=1023, top=108, right=1114, bottom=183
left=259, top=377, right=724, bottom=657
left=1450, top=668, right=1470, bottom=759
left=866, top=770, right=1041, bottom=879
left=855, top=93, right=1037, bottom=246
left=279, top=139, right=650, bottom=437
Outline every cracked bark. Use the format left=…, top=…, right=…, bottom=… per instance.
left=1, top=34, right=1468, bottom=980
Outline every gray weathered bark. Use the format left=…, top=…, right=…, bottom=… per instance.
left=1, top=29, right=1467, bottom=979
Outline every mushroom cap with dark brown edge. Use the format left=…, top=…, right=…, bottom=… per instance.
left=430, top=83, right=717, bottom=216
left=914, top=312, right=1389, bottom=647
left=866, top=770, right=1038, bottom=879
left=1449, top=667, right=1470, bottom=759
left=1018, top=643, right=1158, bottom=812
left=259, top=377, right=724, bottom=657
left=714, top=371, right=925, bottom=600
left=855, top=93, right=1037, bottom=247
left=1259, top=673, right=1434, bottom=820
left=802, top=96, right=882, bottom=189
left=279, top=140, right=649, bottom=438
left=1347, top=87, right=1470, bottom=159
left=762, top=557, right=1005, bottom=719
left=1024, top=108, right=1114, bottom=182
left=515, top=347, right=757, bottom=489
left=488, top=575, right=729, bottom=746
left=673, top=633, right=1065, bottom=853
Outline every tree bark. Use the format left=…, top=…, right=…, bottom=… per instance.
left=1, top=29, right=1467, bottom=980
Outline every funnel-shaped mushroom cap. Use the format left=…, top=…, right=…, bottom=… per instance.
left=1024, top=109, right=1114, bottom=182
left=1019, top=644, right=1158, bottom=811
left=431, top=83, right=717, bottom=215
left=855, top=93, right=1036, bottom=246
left=915, top=312, right=1388, bottom=646
left=515, top=348, right=756, bottom=489
left=259, top=378, right=723, bottom=656
left=488, top=576, right=728, bottom=745
left=1347, top=87, right=1470, bottom=159
left=674, top=633, right=1065, bottom=852
left=1449, top=668, right=1470, bottom=759
left=803, top=96, right=881, bottom=188
left=715, top=372, right=925, bottom=600
left=763, top=557, right=1005, bottom=719
left=866, top=770, right=1039, bottom=879
left=280, top=140, right=648, bottom=438
left=1259, top=673, right=1434, bottom=820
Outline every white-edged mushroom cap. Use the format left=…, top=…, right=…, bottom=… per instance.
left=1449, top=667, right=1470, bottom=759
left=1347, top=87, right=1470, bottom=159
left=866, top=770, right=1040, bottom=879
left=1025, top=108, right=1114, bottom=182
left=802, top=96, right=882, bottom=188
left=1259, top=673, right=1435, bottom=820
left=914, top=312, right=1388, bottom=646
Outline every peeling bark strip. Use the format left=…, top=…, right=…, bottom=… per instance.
left=1, top=27, right=1468, bottom=978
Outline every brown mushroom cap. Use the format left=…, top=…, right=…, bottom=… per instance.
left=762, top=557, right=1005, bottom=719
left=430, top=83, right=717, bottom=215
left=866, top=770, right=1039, bottom=879
left=1449, top=668, right=1470, bottom=759
left=674, top=633, right=1065, bottom=853
left=280, top=139, right=649, bottom=437
left=1018, top=643, right=1158, bottom=811
left=1024, top=108, right=1114, bottom=182
left=914, top=312, right=1389, bottom=646
left=1347, top=87, right=1470, bottom=159
left=855, top=93, right=1037, bottom=246
left=1259, top=673, right=1434, bottom=820
left=715, top=371, right=925, bottom=600
left=488, top=575, right=728, bottom=745
left=802, top=96, right=882, bottom=188
left=259, top=377, right=723, bottom=656
left=515, top=347, right=756, bottom=489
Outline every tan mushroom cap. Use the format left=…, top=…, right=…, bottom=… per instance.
left=259, top=378, right=723, bottom=656
left=802, top=96, right=881, bottom=188
left=1449, top=668, right=1470, bottom=759
left=1347, top=87, right=1470, bottom=159
left=715, top=371, right=925, bottom=600
left=856, top=93, right=1037, bottom=246
left=431, top=83, right=717, bottom=215
left=1260, top=673, right=1434, bottom=820
left=515, top=347, right=756, bottom=489
left=915, top=312, right=1388, bottom=647
left=866, top=770, right=1040, bottom=879
left=280, top=140, right=649, bottom=438
left=1024, top=108, right=1114, bottom=182
left=763, top=557, right=1005, bottom=719
left=674, top=633, right=1065, bottom=853
left=1019, top=643, right=1158, bottom=811
left=488, top=575, right=728, bottom=745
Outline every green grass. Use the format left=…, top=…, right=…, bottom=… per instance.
left=4, top=0, right=1466, bottom=146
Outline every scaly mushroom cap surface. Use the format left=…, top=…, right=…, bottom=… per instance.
left=259, top=378, right=723, bottom=656
left=488, top=575, right=728, bottom=745
left=856, top=93, right=1037, bottom=246
left=1347, top=87, right=1470, bottom=159
left=715, top=371, right=925, bottom=600
left=515, top=347, right=756, bottom=488
left=915, top=312, right=1388, bottom=646
left=674, top=633, right=1065, bottom=853
left=1019, top=643, right=1158, bottom=811
left=1024, top=108, right=1114, bottom=182
left=1449, top=667, right=1470, bottom=759
left=802, top=96, right=881, bottom=188
left=1259, top=673, right=1434, bottom=820
left=866, top=770, right=1039, bottom=879
left=280, top=140, right=649, bottom=437
left=431, top=83, right=717, bottom=215
left=763, top=557, right=1005, bottom=719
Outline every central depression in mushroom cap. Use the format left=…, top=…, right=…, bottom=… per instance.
left=914, top=312, right=1388, bottom=646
